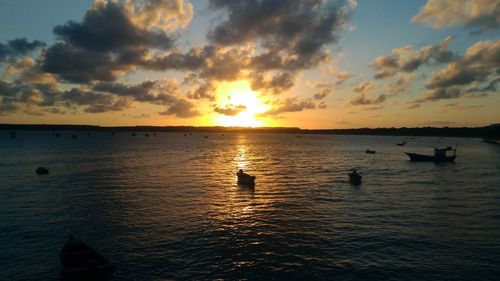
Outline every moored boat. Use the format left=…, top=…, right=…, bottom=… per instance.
left=365, top=149, right=376, bottom=154
left=237, top=169, right=256, bottom=186
left=61, top=235, right=115, bottom=281
left=405, top=146, right=456, bottom=162
left=348, top=169, right=362, bottom=185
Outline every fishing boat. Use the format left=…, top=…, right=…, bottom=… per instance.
left=237, top=169, right=256, bottom=186
left=405, top=146, right=456, bottom=162
left=348, top=169, right=362, bottom=185
left=365, top=149, right=376, bottom=154
left=61, top=235, right=115, bottom=281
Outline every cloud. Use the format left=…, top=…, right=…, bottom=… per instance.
left=0, top=38, right=45, bottom=62
left=426, top=40, right=499, bottom=89
left=213, top=104, right=246, bottom=116
left=259, top=97, right=316, bottom=116
left=412, top=0, right=499, bottom=33
left=92, top=79, right=179, bottom=104
left=386, top=75, right=415, bottom=94
left=42, top=0, right=193, bottom=83
left=208, top=0, right=355, bottom=73
left=352, top=81, right=376, bottom=93
left=159, top=98, right=200, bottom=118
left=62, top=88, right=133, bottom=113
left=251, top=71, right=297, bottom=94
left=350, top=93, right=387, bottom=106
left=187, top=82, right=216, bottom=101
left=371, top=37, right=456, bottom=79
left=310, top=82, right=332, bottom=100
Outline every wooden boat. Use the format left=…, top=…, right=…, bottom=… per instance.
left=405, top=146, right=456, bottom=162
left=61, top=235, right=115, bottom=281
left=348, top=169, right=362, bottom=185
left=237, top=169, right=256, bottom=186
left=365, top=149, right=376, bottom=154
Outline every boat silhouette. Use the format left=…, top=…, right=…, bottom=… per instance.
left=60, top=235, right=115, bottom=281
left=405, top=146, right=456, bottom=162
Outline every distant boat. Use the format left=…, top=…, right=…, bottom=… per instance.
left=237, top=169, right=256, bottom=186
left=132, top=133, right=136, bottom=136
left=56, top=133, right=60, bottom=137
left=145, top=134, right=149, bottom=137
left=405, top=146, right=456, bottom=162
left=397, top=138, right=407, bottom=146
left=348, top=169, right=362, bottom=185
left=184, top=134, right=187, bottom=136
left=61, top=235, right=115, bottom=281
left=204, top=136, right=208, bottom=139
left=10, top=132, right=16, bottom=139
left=365, top=149, right=376, bottom=154
left=72, top=134, right=77, bottom=139
left=36, top=167, right=49, bottom=175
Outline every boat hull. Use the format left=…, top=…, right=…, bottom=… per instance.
left=405, top=152, right=456, bottom=162
left=61, top=236, right=115, bottom=281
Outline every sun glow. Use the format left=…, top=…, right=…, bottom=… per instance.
left=215, top=81, right=269, bottom=127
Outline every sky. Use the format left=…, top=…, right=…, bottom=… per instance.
left=0, top=0, right=498, bottom=129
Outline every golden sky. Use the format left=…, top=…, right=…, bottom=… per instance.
left=0, top=0, right=498, bottom=128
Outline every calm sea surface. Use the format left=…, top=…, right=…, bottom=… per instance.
left=1, top=131, right=499, bottom=280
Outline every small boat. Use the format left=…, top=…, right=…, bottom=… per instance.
left=56, top=133, right=60, bottom=137
left=184, top=134, right=187, bottom=136
left=10, top=132, right=16, bottom=139
left=405, top=146, right=456, bottom=162
left=36, top=167, right=49, bottom=175
left=397, top=138, right=407, bottom=146
left=132, top=133, right=136, bottom=136
left=204, top=136, right=208, bottom=139
left=61, top=235, right=116, bottom=281
left=237, top=169, right=256, bottom=186
left=348, top=169, right=362, bottom=185
left=145, top=133, right=149, bottom=137
left=365, top=149, right=376, bottom=154
left=72, top=134, right=77, bottom=139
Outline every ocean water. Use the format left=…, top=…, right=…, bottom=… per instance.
left=1, top=131, right=499, bottom=280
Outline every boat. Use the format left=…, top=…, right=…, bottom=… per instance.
left=237, top=169, right=256, bottom=186
left=482, top=139, right=500, bottom=145
left=72, top=134, right=77, bottom=139
left=397, top=138, right=407, bottom=146
left=36, top=167, right=49, bottom=175
left=405, top=146, right=456, bottom=162
left=365, top=149, right=376, bottom=154
left=61, top=235, right=116, bottom=281
left=348, top=169, right=362, bottom=185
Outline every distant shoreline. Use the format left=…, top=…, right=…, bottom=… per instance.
left=1, top=124, right=499, bottom=138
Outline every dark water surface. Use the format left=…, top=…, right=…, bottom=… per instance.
left=1, top=132, right=499, bottom=280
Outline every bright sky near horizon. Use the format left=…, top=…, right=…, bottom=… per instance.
left=0, top=0, right=498, bottom=128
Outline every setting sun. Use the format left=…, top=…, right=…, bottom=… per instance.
left=215, top=80, right=269, bottom=127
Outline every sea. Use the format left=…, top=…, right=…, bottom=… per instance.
left=1, top=131, right=499, bottom=280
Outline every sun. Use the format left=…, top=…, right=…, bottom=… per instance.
left=215, top=80, right=269, bottom=127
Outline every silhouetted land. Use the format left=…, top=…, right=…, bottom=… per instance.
left=1, top=124, right=499, bottom=138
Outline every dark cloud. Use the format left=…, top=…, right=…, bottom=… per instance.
left=426, top=40, right=499, bottom=89
left=187, top=82, right=216, bottom=101
left=208, top=0, right=354, bottom=74
left=0, top=38, right=45, bottom=62
left=159, top=98, right=200, bottom=118
left=214, top=104, right=246, bottom=116
left=53, top=1, right=173, bottom=52
left=371, top=37, right=455, bottom=79
left=62, top=88, right=133, bottom=113
left=311, top=82, right=332, bottom=100
left=93, top=79, right=179, bottom=105
left=251, top=71, right=297, bottom=94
